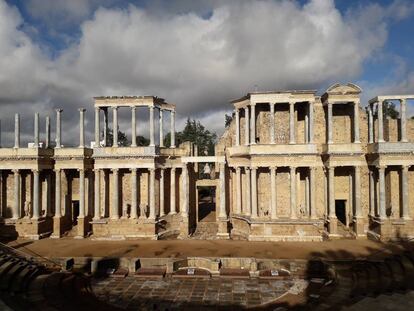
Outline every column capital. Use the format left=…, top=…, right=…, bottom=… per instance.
left=354, top=100, right=360, bottom=106
left=400, top=98, right=406, bottom=105
left=112, top=106, right=118, bottom=111
left=54, top=168, right=61, bottom=173
left=130, top=167, right=137, bottom=173
left=270, top=166, right=277, bottom=170
left=56, top=108, right=63, bottom=113
left=236, top=166, right=241, bottom=172
left=77, top=168, right=84, bottom=173
left=12, top=169, right=19, bottom=174
left=289, top=101, right=295, bottom=106
left=78, top=108, right=86, bottom=112
left=377, top=165, right=386, bottom=170
left=32, top=168, right=40, bottom=173
left=131, top=105, right=136, bottom=111
left=402, top=164, right=409, bottom=171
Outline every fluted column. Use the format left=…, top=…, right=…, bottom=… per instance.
left=95, top=107, right=100, bottom=146
left=159, top=109, right=164, bottom=147
left=327, top=103, right=333, bottom=144
left=378, top=166, right=386, bottom=219
left=289, top=102, right=295, bottom=144
left=55, top=169, right=61, bottom=218
left=111, top=169, right=119, bottom=219
left=181, top=165, right=189, bottom=218
left=328, top=166, right=335, bottom=218
left=377, top=101, right=384, bottom=142
left=159, top=168, right=165, bottom=216
left=32, top=169, right=40, bottom=219
left=170, top=168, right=176, bottom=214
left=12, top=170, right=20, bottom=219
left=251, top=167, right=258, bottom=219
left=354, top=166, right=361, bottom=217
left=235, top=167, right=241, bottom=214
left=401, top=165, right=409, bottom=219
left=270, top=167, right=277, bottom=219
left=244, top=107, right=250, bottom=145
left=131, top=107, right=137, bottom=147
left=250, top=104, right=256, bottom=144
left=112, top=107, right=118, bottom=147
left=270, top=103, right=275, bottom=144
left=369, top=167, right=375, bottom=217
left=149, top=168, right=156, bottom=219
left=235, top=108, right=240, bottom=146
left=55, top=109, right=62, bottom=148
left=245, top=167, right=251, bottom=216
left=309, top=101, right=314, bottom=143
left=400, top=99, right=407, bottom=142
left=79, top=108, right=85, bottom=148
left=149, top=106, right=155, bottom=146
left=368, top=105, right=373, bottom=143
left=354, top=101, right=360, bottom=143
left=310, top=167, right=316, bottom=219
left=218, top=163, right=226, bottom=218
left=45, top=116, right=50, bottom=148
left=14, top=113, right=20, bottom=148
left=305, top=170, right=310, bottom=216
left=290, top=166, right=297, bottom=219
left=130, top=168, right=137, bottom=219
left=34, top=112, right=39, bottom=147
left=78, top=169, right=85, bottom=218
left=93, top=169, right=100, bottom=220
left=170, top=111, right=176, bottom=148
left=103, top=108, right=109, bottom=146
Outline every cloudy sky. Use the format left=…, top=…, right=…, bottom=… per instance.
left=0, top=0, right=414, bottom=146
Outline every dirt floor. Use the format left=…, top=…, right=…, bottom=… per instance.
left=5, top=238, right=413, bottom=260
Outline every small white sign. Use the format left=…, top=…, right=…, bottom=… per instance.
left=187, top=268, right=195, bottom=275
left=270, top=269, right=279, bottom=276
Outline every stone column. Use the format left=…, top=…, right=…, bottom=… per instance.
left=32, top=169, right=40, bottom=219
left=111, top=169, right=119, bottom=219
left=305, top=170, right=310, bottom=216
left=305, top=106, right=309, bottom=144
left=149, top=168, right=156, bottom=219
left=14, top=113, right=20, bottom=148
left=377, top=101, right=384, bottom=142
left=400, top=99, right=407, bottom=142
left=131, top=107, right=137, bottom=147
left=34, top=112, right=39, bottom=147
left=78, top=169, right=85, bottom=218
left=250, top=104, right=256, bottom=144
left=270, top=103, right=275, bottom=144
left=130, top=168, right=137, bottom=219
left=290, top=166, right=297, bottom=219
left=170, top=167, right=176, bottom=214
left=171, top=110, right=176, bottom=148
left=309, top=101, right=314, bottom=143
left=103, top=108, right=109, bottom=146
left=369, top=167, right=375, bottom=217
left=93, top=169, right=100, bottom=220
left=95, top=107, right=100, bottom=146
left=159, top=168, right=165, bottom=216
left=55, top=169, right=61, bottom=218
left=328, top=166, right=335, bottom=218
left=235, top=167, right=241, bottom=214
left=251, top=167, right=258, bottom=219
left=289, top=102, right=295, bottom=144
left=310, top=167, right=316, bottom=219
left=181, top=165, right=189, bottom=218
left=354, top=101, right=360, bottom=143
left=245, top=167, right=251, bottom=216
left=218, top=163, right=226, bottom=218
left=368, top=105, right=374, bottom=143
left=112, top=107, right=118, bottom=147
left=270, top=167, right=277, bottom=219
left=378, top=166, right=386, bottom=219
left=55, top=109, right=62, bottom=148
left=401, top=165, right=409, bottom=219
left=327, top=103, right=333, bottom=144
left=149, top=106, right=155, bottom=146
left=159, top=109, right=164, bottom=147
left=244, top=107, right=250, bottom=145
left=45, top=116, right=50, bottom=148
left=354, top=166, right=361, bottom=217
left=235, top=108, right=240, bottom=146
left=12, top=170, right=20, bottom=219
left=79, top=108, right=85, bottom=148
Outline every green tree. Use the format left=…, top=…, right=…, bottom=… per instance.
left=383, top=101, right=399, bottom=119
left=105, top=128, right=129, bottom=146
left=225, top=114, right=233, bottom=128
left=136, top=135, right=150, bottom=146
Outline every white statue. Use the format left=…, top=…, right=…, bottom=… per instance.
left=24, top=201, right=31, bottom=218
left=122, top=202, right=129, bottom=219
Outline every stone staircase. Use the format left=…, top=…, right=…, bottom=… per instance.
left=191, top=222, right=218, bottom=240
left=336, top=222, right=356, bottom=239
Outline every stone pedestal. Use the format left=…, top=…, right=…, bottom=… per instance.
left=353, top=216, right=366, bottom=238
left=15, top=217, right=52, bottom=240
left=51, top=216, right=64, bottom=238
left=75, top=217, right=90, bottom=239
left=179, top=218, right=189, bottom=239
left=328, top=216, right=337, bottom=235
left=216, top=219, right=230, bottom=239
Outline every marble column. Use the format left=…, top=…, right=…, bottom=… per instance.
left=93, top=169, right=100, bottom=220
left=244, top=107, right=250, bottom=145
left=328, top=166, right=335, bottom=218
left=401, top=165, right=409, bottom=219
left=130, top=168, right=137, bottom=219
left=95, top=107, right=100, bottom=146
left=378, top=166, right=386, bottom=219
left=149, top=106, right=155, bottom=147
left=32, top=169, right=40, bottom=219
left=289, top=102, right=295, bottom=144
left=235, top=108, right=240, bottom=146
left=55, top=169, right=61, bottom=218
left=377, top=101, right=384, bottom=142
left=181, top=166, right=189, bottom=218
left=218, top=163, right=226, bottom=218
left=14, top=113, right=20, bottom=148
left=250, top=104, right=256, bottom=144
left=309, top=101, right=314, bottom=143
left=354, top=101, right=360, bottom=143
left=251, top=167, right=258, bottom=219
left=235, top=167, right=241, bottom=214
left=131, top=107, right=137, bottom=147
left=368, top=105, right=374, bottom=144
left=79, top=108, right=85, bottom=148
left=270, top=167, right=277, bottom=219
left=354, top=166, right=361, bottom=217
left=149, top=168, right=156, bottom=219
left=160, top=168, right=165, bottom=216
left=45, top=116, right=50, bottom=148
left=12, top=170, right=20, bottom=219
left=78, top=169, right=85, bottom=218
left=400, top=99, right=407, bottom=142
left=55, top=109, right=62, bottom=148
left=170, top=168, right=176, bottom=214
left=171, top=111, right=176, bottom=148
left=245, top=167, right=251, bottom=216
left=103, top=108, right=109, bottom=146
left=34, top=112, right=39, bottom=147
left=290, top=166, right=297, bottom=219
left=305, top=170, right=310, bottom=216
left=327, top=103, right=333, bottom=144
left=369, top=167, right=375, bottom=217
left=159, top=109, right=164, bottom=147
left=112, top=107, right=118, bottom=147
left=270, top=103, right=275, bottom=144
left=310, top=167, right=316, bottom=219
left=111, top=169, right=119, bottom=219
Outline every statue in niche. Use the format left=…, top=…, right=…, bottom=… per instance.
left=122, top=202, right=129, bottom=219
left=24, top=201, right=31, bottom=218
left=139, top=204, right=148, bottom=219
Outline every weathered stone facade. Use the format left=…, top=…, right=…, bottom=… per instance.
left=0, top=84, right=413, bottom=241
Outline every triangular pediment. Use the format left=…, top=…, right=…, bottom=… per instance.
left=325, top=83, right=362, bottom=95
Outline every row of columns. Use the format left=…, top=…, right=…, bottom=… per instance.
left=326, top=101, right=360, bottom=144
left=234, top=102, right=314, bottom=146
left=95, top=106, right=176, bottom=148
left=234, top=166, right=316, bottom=219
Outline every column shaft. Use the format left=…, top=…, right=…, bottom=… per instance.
left=378, top=101, right=384, bottom=142
left=159, top=109, right=164, bottom=147
left=131, top=107, right=137, bottom=147
left=32, top=170, right=40, bottom=219
left=378, top=166, right=386, bottom=219
left=160, top=169, right=165, bottom=216
left=149, top=107, right=155, bottom=146
left=244, top=107, right=250, bottom=145
left=149, top=168, right=156, bottom=219
left=103, top=108, right=109, bottom=146
left=290, top=167, right=297, bottom=219
left=79, top=109, right=85, bottom=148
left=400, top=99, right=407, bottom=142
left=354, top=166, right=361, bottom=217
left=305, top=170, right=310, bottom=216
left=328, top=167, right=335, bottom=218
left=14, top=114, right=20, bottom=148
left=218, top=164, right=226, bottom=218
left=45, top=116, right=50, bottom=148
left=327, top=103, right=333, bottom=144
left=250, top=105, right=256, bottom=144
left=309, top=102, right=314, bottom=143
left=245, top=167, right=251, bottom=216
left=369, top=167, right=375, bottom=217
left=93, top=169, right=100, bottom=220
left=368, top=105, right=374, bottom=143
left=401, top=166, right=409, bottom=219
left=112, top=169, right=119, bottom=219
left=130, top=168, right=137, bottom=219
left=112, top=107, right=118, bottom=147
left=95, top=107, right=100, bottom=146
left=270, top=103, right=275, bottom=144
left=170, top=168, right=176, bottom=214
left=13, top=170, right=20, bottom=219
left=171, top=111, right=176, bottom=148
left=354, top=101, right=360, bottom=143
left=235, top=109, right=240, bottom=146
left=310, top=167, right=316, bottom=219
left=251, top=167, right=258, bottom=218
left=55, top=169, right=61, bottom=218
left=270, top=167, right=277, bottom=219
left=235, top=167, right=241, bottom=214
left=181, top=166, right=189, bottom=218
left=78, top=169, right=85, bottom=218
left=34, top=112, right=39, bottom=147
left=289, top=102, right=295, bottom=144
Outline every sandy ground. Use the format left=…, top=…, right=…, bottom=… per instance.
left=5, top=238, right=413, bottom=260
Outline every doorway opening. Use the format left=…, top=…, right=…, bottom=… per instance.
left=335, top=200, right=347, bottom=225
left=197, top=186, right=216, bottom=222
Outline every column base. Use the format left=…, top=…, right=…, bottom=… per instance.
left=75, top=217, right=91, bottom=238
left=51, top=216, right=64, bottom=238
left=352, top=216, right=366, bottom=238
left=178, top=218, right=189, bottom=239
left=216, top=218, right=230, bottom=239
left=327, top=216, right=337, bottom=235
